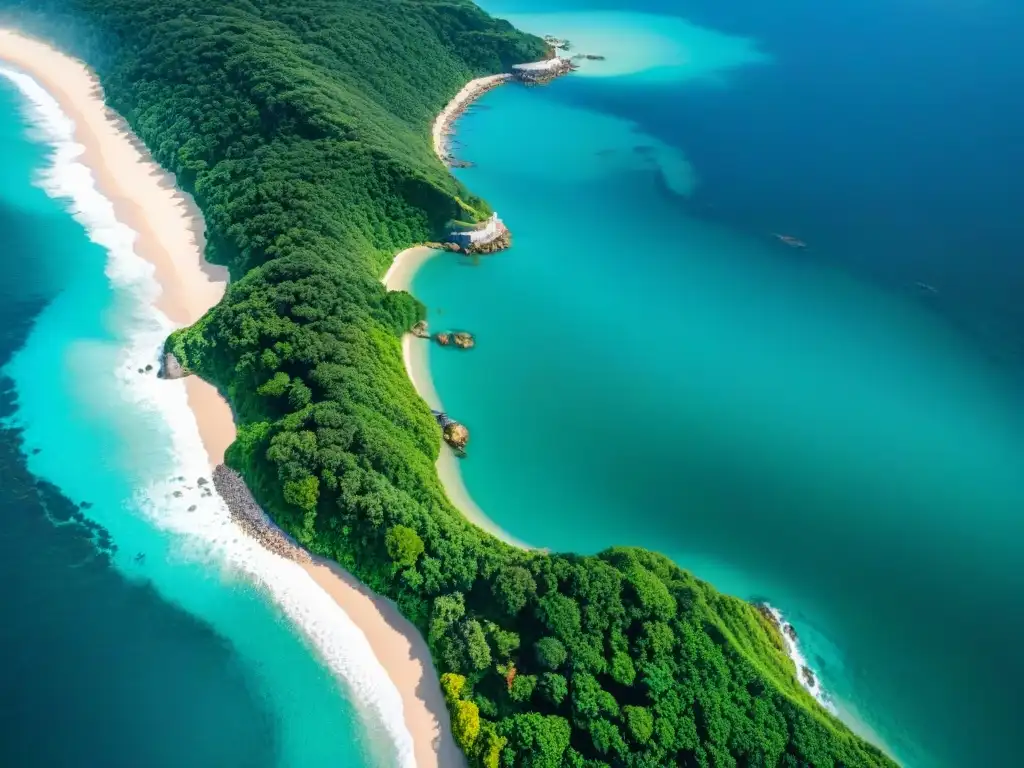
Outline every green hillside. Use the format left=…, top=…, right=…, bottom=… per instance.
left=0, top=1, right=897, bottom=765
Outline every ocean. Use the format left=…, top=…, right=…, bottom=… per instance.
left=0, top=68, right=407, bottom=767
left=413, top=1, right=1024, bottom=766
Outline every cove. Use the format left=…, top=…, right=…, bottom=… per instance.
left=414, top=2, right=1024, bottom=765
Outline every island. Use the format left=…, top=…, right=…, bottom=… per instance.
left=2, top=1, right=896, bottom=766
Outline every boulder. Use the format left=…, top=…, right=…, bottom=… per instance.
left=159, top=352, right=189, bottom=379
left=435, top=332, right=452, bottom=346
left=452, top=332, right=476, bottom=350
left=411, top=320, right=430, bottom=339
left=443, top=422, right=470, bottom=451
left=800, top=665, right=817, bottom=688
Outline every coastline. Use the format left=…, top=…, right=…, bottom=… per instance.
left=0, top=28, right=459, bottom=768
left=432, top=73, right=510, bottom=163
left=384, top=247, right=534, bottom=551
left=0, top=29, right=232, bottom=465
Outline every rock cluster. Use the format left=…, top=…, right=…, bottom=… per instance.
left=466, top=228, right=511, bottom=255
left=411, top=320, right=430, bottom=339
left=452, top=332, right=475, bottom=349
left=212, top=464, right=310, bottom=564
left=432, top=330, right=475, bottom=349
left=801, top=665, right=817, bottom=689
left=158, top=352, right=189, bottom=379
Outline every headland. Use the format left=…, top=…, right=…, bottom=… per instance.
left=0, top=28, right=459, bottom=768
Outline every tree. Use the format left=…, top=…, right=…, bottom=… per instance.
left=441, top=672, right=466, bottom=703
left=385, top=524, right=424, bottom=569
left=539, top=673, right=568, bottom=706
left=492, top=566, right=536, bottom=616
left=283, top=475, right=318, bottom=511
left=623, top=706, right=654, bottom=745
left=589, top=718, right=625, bottom=758
left=429, top=593, right=465, bottom=646
left=509, top=673, right=537, bottom=703
left=452, top=699, right=481, bottom=749
left=462, top=619, right=492, bottom=672
left=486, top=624, right=520, bottom=659
left=498, top=713, right=571, bottom=768
left=534, top=637, right=568, bottom=670
left=609, top=651, right=636, bottom=686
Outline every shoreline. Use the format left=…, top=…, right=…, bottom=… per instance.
left=432, top=73, right=511, bottom=163
left=0, top=29, right=232, bottom=466
left=0, top=28, right=459, bottom=768
left=384, top=246, right=534, bottom=550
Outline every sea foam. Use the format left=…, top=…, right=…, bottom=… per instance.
left=762, top=602, right=834, bottom=712
left=1, top=64, right=416, bottom=768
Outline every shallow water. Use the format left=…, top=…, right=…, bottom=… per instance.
left=415, top=2, right=1024, bottom=765
left=0, top=71, right=406, bottom=767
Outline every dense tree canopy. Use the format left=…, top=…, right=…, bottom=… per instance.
left=0, top=0, right=897, bottom=765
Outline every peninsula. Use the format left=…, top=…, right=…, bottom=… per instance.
left=1, top=1, right=895, bottom=766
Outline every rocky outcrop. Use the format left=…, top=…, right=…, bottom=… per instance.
left=432, top=330, right=475, bottom=349
left=466, top=228, right=511, bottom=255
left=212, top=464, right=310, bottom=564
left=801, top=665, right=817, bottom=689
left=158, top=352, right=189, bottom=379
left=411, top=320, right=430, bottom=339
left=452, top=332, right=475, bottom=350
left=443, top=422, right=469, bottom=452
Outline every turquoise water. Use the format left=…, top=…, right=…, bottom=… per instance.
left=0, top=70, right=406, bottom=766
left=415, top=4, right=1024, bottom=766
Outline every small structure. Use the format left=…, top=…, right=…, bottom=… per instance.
left=448, top=212, right=507, bottom=250
left=512, top=57, right=574, bottom=83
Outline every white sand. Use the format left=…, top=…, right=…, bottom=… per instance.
left=0, top=28, right=462, bottom=768
left=383, top=247, right=534, bottom=551
left=432, top=74, right=510, bottom=162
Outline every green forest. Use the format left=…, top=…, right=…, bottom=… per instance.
left=0, top=1, right=897, bottom=765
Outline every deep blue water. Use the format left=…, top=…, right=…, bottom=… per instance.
left=411, top=1, right=1024, bottom=765
left=489, top=0, right=1024, bottom=366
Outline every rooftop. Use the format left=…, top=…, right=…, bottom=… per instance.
left=512, top=58, right=566, bottom=72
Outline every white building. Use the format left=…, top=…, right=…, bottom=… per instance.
left=511, top=57, right=571, bottom=81
left=450, top=212, right=505, bottom=248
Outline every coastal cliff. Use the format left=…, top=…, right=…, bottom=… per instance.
left=12, top=0, right=895, bottom=766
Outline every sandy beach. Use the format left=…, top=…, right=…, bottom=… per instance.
left=391, top=72, right=537, bottom=551
left=0, top=29, right=233, bottom=465
left=433, top=73, right=510, bottom=162
left=0, top=28, right=460, bottom=768
left=384, top=247, right=533, bottom=550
